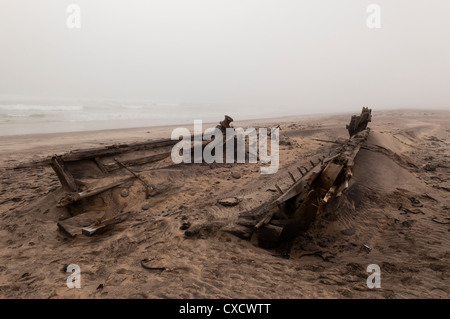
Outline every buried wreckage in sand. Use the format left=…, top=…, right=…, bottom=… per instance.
left=232, top=107, right=372, bottom=256
left=15, top=108, right=372, bottom=256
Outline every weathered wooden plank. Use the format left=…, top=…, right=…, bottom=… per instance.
left=103, top=152, right=171, bottom=171
left=61, top=138, right=177, bottom=162
left=57, top=177, right=134, bottom=207
left=57, top=211, right=105, bottom=237
left=51, top=156, right=78, bottom=192
left=288, top=171, right=296, bottom=183
left=82, top=224, right=107, bottom=236
left=315, top=162, right=344, bottom=190
left=272, top=164, right=322, bottom=205
left=82, top=212, right=129, bottom=236
left=15, top=138, right=181, bottom=169
left=93, top=157, right=108, bottom=174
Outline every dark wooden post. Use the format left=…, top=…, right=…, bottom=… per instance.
left=51, top=156, right=78, bottom=192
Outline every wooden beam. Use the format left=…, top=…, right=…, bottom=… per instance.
left=104, top=152, right=170, bottom=172
left=288, top=171, right=296, bottom=183
left=60, top=138, right=177, bottom=162
left=315, top=162, right=344, bottom=190
left=81, top=213, right=129, bottom=236
left=15, top=138, right=181, bottom=169
left=51, top=156, right=78, bottom=192
left=114, top=159, right=153, bottom=199
left=57, top=177, right=134, bottom=207
left=57, top=211, right=105, bottom=237
left=274, top=184, right=283, bottom=195
left=93, top=157, right=108, bottom=174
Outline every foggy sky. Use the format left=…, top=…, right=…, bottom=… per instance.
left=1, top=0, right=449, bottom=115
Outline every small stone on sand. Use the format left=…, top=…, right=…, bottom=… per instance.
left=218, top=197, right=240, bottom=207
left=231, top=171, right=241, bottom=179
left=180, top=222, right=191, bottom=230
left=341, top=228, right=355, bottom=236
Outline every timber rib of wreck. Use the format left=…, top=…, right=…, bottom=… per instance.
left=14, top=116, right=235, bottom=237
left=17, top=137, right=181, bottom=236
left=14, top=137, right=179, bottom=205
left=231, top=108, right=372, bottom=257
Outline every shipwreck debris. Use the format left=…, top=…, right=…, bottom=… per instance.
left=58, top=211, right=129, bottom=237
left=140, top=259, right=166, bottom=271
left=51, top=156, right=78, bottom=192
left=115, top=159, right=153, bottom=199
left=346, top=107, right=372, bottom=137
left=15, top=116, right=233, bottom=237
left=218, top=197, right=240, bottom=207
left=15, top=138, right=178, bottom=169
left=217, top=115, right=234, bottom=134
left=227, top=108, right=373, bottom=257
left=57, top=177, right=134, bottom=207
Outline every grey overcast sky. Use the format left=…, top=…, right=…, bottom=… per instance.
left=1, top=0, right=449, bottom=114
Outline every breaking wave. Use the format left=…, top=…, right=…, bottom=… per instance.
left=0, top=104, right=84, bottom=111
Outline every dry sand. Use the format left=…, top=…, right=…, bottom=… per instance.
left=0, top=109, right=449, bottom=298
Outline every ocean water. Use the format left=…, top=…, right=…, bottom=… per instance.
left=0, top=99, right=269, bottom=136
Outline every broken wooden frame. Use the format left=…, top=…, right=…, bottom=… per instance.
left=230, top=125, right=371, bottom=256
left=16, top=115, right=239, bottom=237
left=15, top=137, right=185, bottom=203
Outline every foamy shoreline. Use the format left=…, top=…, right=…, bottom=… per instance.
left=1, top=109, right=448, bottom=165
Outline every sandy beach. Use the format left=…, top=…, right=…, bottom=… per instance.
left=0, top=109, right=449, bottom=299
